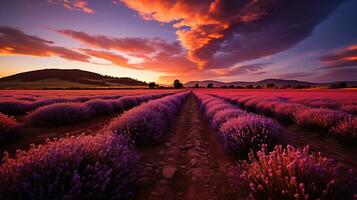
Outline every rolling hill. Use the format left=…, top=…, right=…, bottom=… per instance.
left=184, top=79, right=357, bottom=88
left=0, top=69, right=148, bottom=89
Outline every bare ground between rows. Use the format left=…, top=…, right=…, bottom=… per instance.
left=0, top=114, right=117, bottom=156
left=134, top=94, right=239, bottom=200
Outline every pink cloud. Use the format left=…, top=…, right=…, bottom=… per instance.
left=47, top=0, right=94, bottom=14
left=0, top=26, right=90, bottom=62
left=320, top=44, right=357, bottom=68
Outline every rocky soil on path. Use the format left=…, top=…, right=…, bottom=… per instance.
left=134, top=94, right=239, bottom=200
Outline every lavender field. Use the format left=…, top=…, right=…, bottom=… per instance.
left=0, top=89, right=356, bottom=200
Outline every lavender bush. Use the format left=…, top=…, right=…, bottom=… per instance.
left=219, top=114, right=284, bottom=159
left=26, top=93, right=170, bottom=127
left=108, top=99, right=126, bottom=113
left=27, top=102, right=90, bottom=126
left=340, top=104, right=357, bottom=115
left=0, top=113, right=17, bottom=141
left=109, top=107, right=168, bottom=145
left=205, top=103, right=235, bottom=120
left=237, top=145, right=356, bottom=199
left=0, top=134, right=139, bottom=199
left=109, top=92, right=188, bottom=146
left=274, top=103, right=308, bottom=123
left=0, top=100, right=30, bottom=115
left=118, top=96, right=140, bottom=109
left=329, top=117, right=357, bottom=143
left=30, top=98, right=69, bottom=109
left=295, top=108, right=351, bottom=132
left=84, top=99, right=114, bottom=116
left=212, top=108, right=247, bottom=129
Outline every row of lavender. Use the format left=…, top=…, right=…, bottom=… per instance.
left=194, top=92, right=356, bottom=199
left=108, top=91, right=190, bottom=146
left=0, top=93, right=171, bottom=142
left=0, top=94, right=123, bottom=116
left=27, top=93, right=172, bottom=126
left=210, top=93, right=356, bottom=143
left=195, top=92, right=285, bottom=159
left=274, top=93, right=356, bottom=114
left=206, top=90, right=357, bottom=115
left=0, top=92, right=190, bottom=199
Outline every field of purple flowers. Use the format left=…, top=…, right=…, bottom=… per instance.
left=0, top=89, right=356, bottom=199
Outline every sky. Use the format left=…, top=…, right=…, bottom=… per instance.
left=0, top=0, right=357, bottom=84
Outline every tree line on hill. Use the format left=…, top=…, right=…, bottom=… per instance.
left=148, top=80, right=352, bottom=89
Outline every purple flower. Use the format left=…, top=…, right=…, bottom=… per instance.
left=329, top=117, right=357, bottom=143
left=237, top=145, right=356, bottom=199
left=219, top=114, right=284, bottom=159
left=296, top=108, right=351, bottom=131
left=212, top=108, right=247, bottom=129
left=109, top=92, right=189, bottom=146
left=0, top=133, right=139, bottom=199
left=84, top=99, right=114, bottom=116
left=0, top=100, right=30, bottom=115
left=27, top=102, right=90, bottom=126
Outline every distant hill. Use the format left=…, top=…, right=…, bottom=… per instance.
left=184, top=79, right=357, bottom=88
left=0, top=69, right=148, bottom=89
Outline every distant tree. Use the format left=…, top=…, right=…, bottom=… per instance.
left=235, top=86, right=244, bottom=89
left=294, top=85, right=311, bottom=89
left=255, top=85, right=262, bottom=89
left=207, top=83, right=214, bottom=88
left=173, top=80, right=183, bottom=89
left=221, top=86, right=227, bottom=88
left=246, top=85, right=253, bottom=89
left=148, top=82, right=157, bottom=89
left=329, top=82, right=347, bottom=89
left=194, top=83, right=199, bottom=88
left=267, top=83, right=275, bottom=88
left=229, top=85, right=235, bottom=88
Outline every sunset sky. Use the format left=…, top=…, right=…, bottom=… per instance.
left=1, top=0, right=357, bottom=84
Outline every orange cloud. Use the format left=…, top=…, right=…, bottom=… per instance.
left=120, top=0, right=258, bottom=67
left=320, top=44, right=357, bottom=68
left=119, top=0, right=343, bottom=70
left=81, top=49, right=133, bottom=68
left=47, top=0, right=94, bottom=14
left=0, top=26, right=90, bottom=62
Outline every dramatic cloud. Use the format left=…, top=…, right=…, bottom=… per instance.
left=81, top=49, right=133, bottom=68
left=47, top=0, right=94, bottom=13
left=57, top=29, right=182, bottom=57
left=320, top=44, right=357, bottom=68
left=57, top=29, right=197, bottom=73
left=0, top=26, right=90, bottom=62
left=119, top=0, right=344, bottom=69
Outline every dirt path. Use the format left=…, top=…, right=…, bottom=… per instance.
left=134, top=94, right=238, bottom=200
